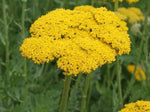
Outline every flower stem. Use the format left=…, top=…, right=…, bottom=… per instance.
left=59, top=75, right=72, bottom=112
left=21, top=0, right=28, bottom=103
left=80, top=73, right=92, bottom=112
left=46, top=0, right=52, bottom=11
left=114, top=0, right=119, bottom=12
left=2, top=0, right=9, bottom=72
left=143, top=0, right=150, bottom=37
left=123, top=66, right=137, bottom=101
left=63, top=0, right=69, bottom=8
left=2, top=0, right=10, bottom=108
left=22, top=0, right=27, bottom=77
left=86, top=73, right=93, bottom=112
left=107, top=64, right=111, bottom=89
left=34, top=0, right=39, bottom=19
left=114, top=0, right=123, bottom=109
left=75, top=73, right=82, bottom=89
left=143, top=0, right=150, bottom=73
left=21, top=1, right=26, bottom=39
left=76, top=0, right=79, bottom=5
left=91, top=0, right=94, bottom=6
left=116, top=57, right=123, bottom=109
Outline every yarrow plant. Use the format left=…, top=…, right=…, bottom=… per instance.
left=127, top=65, right=146, bottom=81
left=118, top=100, right=150, bottom=112
left=19, top=5, right=131, bottom=112
left=118, top=7, right=144, bottom=24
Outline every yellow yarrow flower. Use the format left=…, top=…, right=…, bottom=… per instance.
left=20, top=6, right=131, bottom=76
left=127, top=65, right=146, bottom=81
left=118, top=100, right=150, bottom=112
left=101, top=0, right=139, bottom=4
left=73, top=5, right=95, bottom=12
left=100, top=0, right=123, bottom=2
left=112, top=0, right=123, bottom=2
left=118, top=7, right=144, bottom=24
left=126, top=0, right=139, bottom=4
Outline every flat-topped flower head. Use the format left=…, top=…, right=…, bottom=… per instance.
left=20, top=6, right=131, bottom=76
left=118, top=100, right=150, bottom=112
left=118, top=7, right=144, bottom=24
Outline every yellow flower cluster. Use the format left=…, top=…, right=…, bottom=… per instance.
left=127, top=65, right=146, bottom=81
left=118, top=100, right=150, bottom=112
left=20, top=5, right=131, bottom=76
left=102, top=0, right=139, bottom=4
left=126, top=0, right=139, bottom=4
left=118, top=7, right=144, bottom=23
left=102, top=0, right=123, bottom=2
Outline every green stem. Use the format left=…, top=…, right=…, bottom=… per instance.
left=75, top=73, right=82, bottom=89
left=2, top=0, right=10, bottom=108
left=114, top=0, right=122, bottom=108
left=24, top=59, right=27, bottom=77
left=107, top=64, right=111, bottom=89
left=46, top=0, right=52, bottom=11
left=21, top=1, right=26, bottom=39
left=80, top=73, right=92, bottom=112
left=42, top=63, right=49, bottom=76
left=63, top=0, right=69, bottom=8
left=143, top=0, right=150, bottom=72
left=111, top=66, right=116, bottom=86
left=2, top=0, right=9, bottom=71
left=86, top=74, right=93, bottom=112
left=123, top=66, right=137, bottom=101
left=34, top=0, right=39, bottom=19
left=76, top=0, right=79, bottom=5
left=138, top=37, right=144, bottom=61
left=116, top=57, right=123, bottom=109
left=143, top=0, right=150, bottom=37
left=59, top=75, right=72, bottom=112
left=114, top=0, right=119, bottom=12
left=22, top=0, right=28, bottom=103
left=145, top=36, right=149, bottom=62
left=91, top=0, right=94, bottom=6
left=22, top=0, right=27, bottom=77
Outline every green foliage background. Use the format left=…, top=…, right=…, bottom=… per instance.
left=0, top=0, right=150, bottom=112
